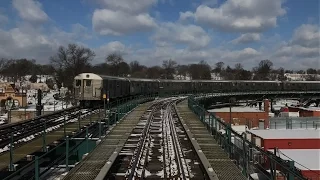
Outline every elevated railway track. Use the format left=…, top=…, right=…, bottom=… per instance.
left=0, top=91, right=318, bottom=180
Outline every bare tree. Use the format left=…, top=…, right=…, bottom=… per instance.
left=92, top=63, right=110, bottom=75
left=50, top=43, right=95, bottom=89
left=306, top=68, right=317, bottom=74
left=118, top=62, right=130, bottom=77
left=105, top=53, right=130, bottom=76
left=253, top=59, right=273, bottom=80
left=106, top=53, right=123, bottom=66
left=213, top=61, right=224, bottom=74
left=177, top=65, right=188, bottom=80
left=162, top=59, right=177, bottom=79
left=146, top=66, right=163, bottom=79
left=276, top=67, right=287, bottom=81
left=296, top=70, right=305, bottom=74
left=130, top=61, right=147, bottom=78
left=188, top=61, right=211, bottom=80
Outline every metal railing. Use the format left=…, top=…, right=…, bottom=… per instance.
left=1, top=95, right=155, bottom=180
left=188, top=95, right=310, bottom=180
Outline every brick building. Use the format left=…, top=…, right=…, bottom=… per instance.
left=248, top=129, right=320, bottom=180
left=288, top=106, right=320, bottom=117
left=0, top=83, right=27, bottom=109
left=208, top=99, right=270, bottom=128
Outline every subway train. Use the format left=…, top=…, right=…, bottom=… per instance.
left=73, top=73, right=320, bottom=106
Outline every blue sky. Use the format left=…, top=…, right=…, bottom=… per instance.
left=0, top=0, right=319, bottom=70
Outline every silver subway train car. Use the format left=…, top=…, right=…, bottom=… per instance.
left=74, top=73, right=320, bottom=106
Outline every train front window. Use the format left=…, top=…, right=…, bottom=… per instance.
left=86, top=80, right=91, bottom=86
left=76, top=80, right=81, bottom=86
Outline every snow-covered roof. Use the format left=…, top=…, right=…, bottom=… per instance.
left=248, top=129, right=320, bottom=139
left=232, top=125, right=248, bottom=134
left=269, top=149, right=320, bottom=170
left=208, top=106, right=264, bottom=113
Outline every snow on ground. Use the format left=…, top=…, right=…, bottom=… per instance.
left=15, top=89, right=72, bottom=112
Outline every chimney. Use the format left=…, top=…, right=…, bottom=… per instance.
left=264, top=99, right=269, bottom=113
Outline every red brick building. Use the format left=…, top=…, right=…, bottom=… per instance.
left=248, top=129, right=320, bottom=180
left=208, top=99, right=270, bottom=128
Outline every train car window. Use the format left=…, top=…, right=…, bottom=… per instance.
left=86, top=80, right=91, bottom=86
left=76, top=80, right=81, bottom=86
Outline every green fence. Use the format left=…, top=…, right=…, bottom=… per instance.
left=188, top=95, right=310, bottom=180
left=2, top=95, right=155, bottom=180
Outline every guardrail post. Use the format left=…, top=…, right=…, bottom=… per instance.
left=64, top=113, right=66, bottom=137
left=288, top=161, right=295, bottom=180
left=42, top=121, right=47, bottom=152
left=98, top=108, right=101, bottom=120
left=210, top=114, right=213, bottom=134
left=99, top=119, right=101, bottom=139
left=227, top=124, right=232, bottom=157
left=89, top=110, right=92, bottom=124
left=86, top=127, right=89, bottom=153
left=66, top=136, right=69, bottom=171
left=9, top=132, right=14, bottom=171
left=35, top=156, right=39, bottom=180
left=78, top=112, right=81, bottom=130
left=207, top=113, right=211, bottom=130
left=116, top=103, right=119, bottom=122
left=242, top=133, right=247, bottom=177
left=202, top=104, right=205, bottom=122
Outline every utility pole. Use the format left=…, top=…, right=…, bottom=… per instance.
left=36, top=89, right=43, bottom=117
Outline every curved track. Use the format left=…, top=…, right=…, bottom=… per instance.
left=106, top=98, right=209, bottom=179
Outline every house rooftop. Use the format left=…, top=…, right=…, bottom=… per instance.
left=248, top=129, right=320, bottom=139
left=268, top=149, right=320, bottom=170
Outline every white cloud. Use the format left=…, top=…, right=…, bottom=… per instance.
left=191, top=0, right=286, bottom=32
left=92, top=0, right=158, bottom=36
left=117, top=44, right=262, bottom=69
left=275, top=24, right=320, bottom=59
left=94, top=41, right=129, bottom=62
left=153, top=23, right=210, bottom=49
left=71, top=23, right=92, bottom=40
left=12, top=0, right=48, bottom=24
left=232, top=33, right=261, bottom=44
left=291, top=24, right=320, bottom=48
left=0, top=23, right=89, bottom=62
left=0, top=12, right=8, bottom=26
left=95, top=0, right=157, bottom=14
left=92, top=9, right=156, bottom=36
left=221, top=48, right=260, bottom=62
left=179, top=11, right=194, bottom=22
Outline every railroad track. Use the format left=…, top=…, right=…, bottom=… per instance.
left=62, top=102, right=153, bottom=180
left=0, top=106, right=101, bottom=154
left=106, top=98, right=210, bottom=179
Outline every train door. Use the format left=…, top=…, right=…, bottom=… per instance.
left=82, top=79, right=92, bottom=99
left=94, top=80, right=101, bottom=98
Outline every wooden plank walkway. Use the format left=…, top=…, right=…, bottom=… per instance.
left=176, top=100, right=247, bottom=180
left=63, top=102, right=153, bottom=180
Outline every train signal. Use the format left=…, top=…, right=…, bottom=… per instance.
left=103, top=94, right=109, bottom=102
